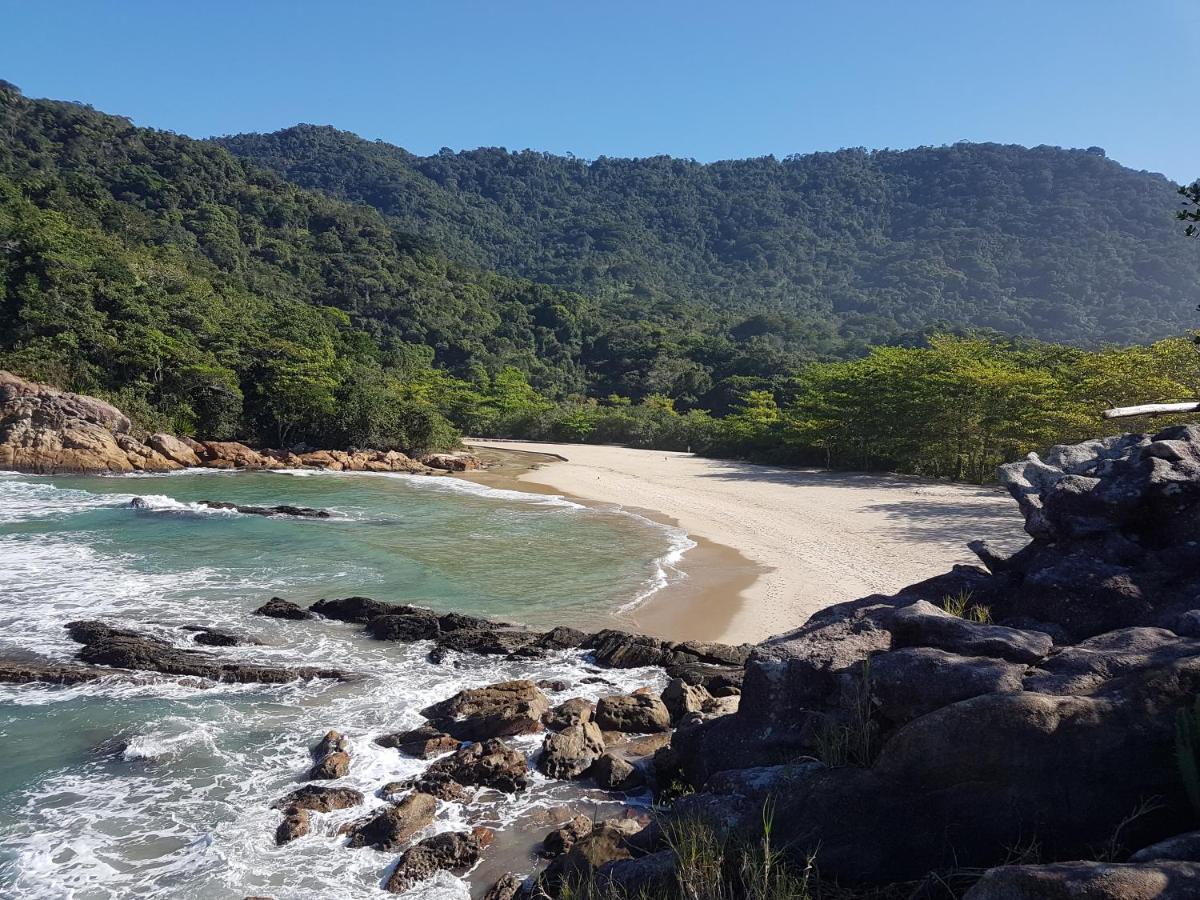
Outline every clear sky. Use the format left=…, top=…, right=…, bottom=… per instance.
left=4, top=1, right=1197, bottom=181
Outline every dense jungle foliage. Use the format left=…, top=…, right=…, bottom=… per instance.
left=3, top=82, right=1198, bottom=478
left=219, top=125, right=1200, bottom=348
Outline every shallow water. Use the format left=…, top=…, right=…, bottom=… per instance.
left=0, top=469, right=685, bottom=898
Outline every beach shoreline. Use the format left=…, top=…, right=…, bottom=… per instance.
left=461, top=441, right=1029, bottom=644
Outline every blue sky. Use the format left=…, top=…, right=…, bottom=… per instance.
left=4, top=1, right=1197, bottom=181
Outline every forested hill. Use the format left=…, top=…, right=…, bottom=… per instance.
left=0, top=83, right=608, bottom=448
left=219, top=125, right=1200, bottom=347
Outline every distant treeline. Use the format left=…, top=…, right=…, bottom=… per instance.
left=487, top=334, right=1200, bottom=483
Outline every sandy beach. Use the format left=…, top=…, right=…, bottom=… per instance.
left=467, top=441, right=1029, bottom=644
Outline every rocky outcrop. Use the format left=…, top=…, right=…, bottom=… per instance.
left=374, top=725, right=459, bottom=759
left=423, top=738, right=530, bottom=793
left=594, top=694, right=672, bottom=733
left=0, top=370, right=442, bottom=475
left=344, top=792, right=437, bottom=851
left=538, top=721, right=606, bottom=779
left=308, top=730, right=350, bottom=780
left=65, top=621, right=348, bottom=683
left=632, top=427, right=1200, bottom=892
left=384, top=828, right=491, bottom=894
left=420, top=680, right=550, bottom=741
left=420, top=452, right=482, bottom=472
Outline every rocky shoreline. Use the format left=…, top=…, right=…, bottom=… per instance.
left=0, top=370, right=480, bottom=475
left=12, top=368, right=1200, bottom=896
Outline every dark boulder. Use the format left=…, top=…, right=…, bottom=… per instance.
left=308, top=596, right=393, bottom=623
left=890, top=600, right=1053, bottom=663
left=366, top=613, right=441, bottom=642
left=274, top=807, right=309, bottom=845
left=253, top=597, right=312, bottom=620
left=585, top=630, right=669, bottom=668
left=870, top=647, right=1026, bottom=725
left=198, top=500, right=331, bottom=518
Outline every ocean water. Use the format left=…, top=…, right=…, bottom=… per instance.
left=0, top=469, right=690, bottom=899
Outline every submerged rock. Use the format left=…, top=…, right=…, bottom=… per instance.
left=64, top=621, right=347, bottom=683
left=196, top=500, right=332, bottom=518
left=274, top=807, right=310, bottom=846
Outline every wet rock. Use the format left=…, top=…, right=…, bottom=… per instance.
left=403, top=771, right=473, bottom=802
left=366, top=612, right=442, bottom=642
left=270, top=785, right=364, bottom=813
left=431, top=628, right=539, bottom=658
left=182, top=626, right=260, bottom=647
left=661, top=677, right=712, bottom=723
left=196, top=501, right=331, bottom=518
left=253, top=597, right=313, bottom=620
left=64, top=621, right=347, bottom=683
left=541, top=820, right=641, bottom=891
left=540, top=815, right=593, bottom=858
left=532, top=626, right=590, bottom=652
left=542, top=697, right=595, bottom=731
left=384, top=828, right=489, bottom=893
left=308, top=596, right=393, bottom=623
left=585, top=630, right=669, bottom=668
left=538, top=721, right=606, bottom=779
left=308, top=730, right=350, bottom=780
left=424, top=738, right=530, bottom=793
left=581, top=676, right=614, bottom=686
left=421, top=679, right=550, bottom=741
left=375, top=725, right=459, bottom=759
left=344, top=792, right=437, bottom=851
left=0, top=659, right=160, bottom=686
left=482, top=873, right=524, bottom=900
left=963, top=860, right=1200, bottom=899
left=594, top=694, right=672, bottom=733
left=537, top=679, right=570, bottom=692
left=274, top=806, right=309, bottom=845
left=594, top=752, right=645, bottom=792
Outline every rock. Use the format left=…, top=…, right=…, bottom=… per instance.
left=534, top=626, right=590, bottom=651
left=1024, top=627, right=1200, bottom=696
left=431, top=628, right=539, bottom=658
left=194, top=441, right=273, bottom=469
left=891, top=600, right=1053, bottom=663
left=482, top=873, right=524, bottom=900
left=196, top=501, right=331, bottom=518
left=403, top=771, right=473, bottom=802
left=424, top=738, right=530, bottom=793
left=308, top=596, right=393, bottom=623
left=594, top=752, right=645, bottom=791
left=0, top=370, right=179, bottom=474
left=661, top=677, right=712, bottom=723
left=366, top=612, right=442, bottom=642
left=0, top=659, right=164, bottom=686
left=274, top=807, right=309, bottom=845
left=594, top=694, right=672, bottom=733
left=596, top=850, right=677, bottom=897
left=270, top=785, right=364, bottom=813
left=308, top=730, right=350, bottom=780
left=537, top=679, right=570, bottom=692
left=344, top=792, right=437, bottom=851
left=182, top=626, right=259, bottom=647
left=421, top=680, right=550, bottom=741
left=963, top=860, right=1200, bottom=899
left=585, top=630, right=669, bottom=668
left=420, top=452, right=482, bottom=472
left=148, top=432, right=201, bottom=467
left=542, top=697, right=595, bottom=731
left=540, top=815, right=593, bottom=857
left=671, top=640, right=755, bottom=667
left=65, top=621, right=347, bottom=683
left=538, top=721, right=606, bottom=779
left=375, top=725, right=459, bottom=759
left=870, top=647, right=1026, bottom=725
left=384, top=829, right=488, bottom=893
left=541, top=820, right=641, bottom=891
left=253, top=597, right=312, bottom=620
left=1131, top=831, right=1200, bottom=863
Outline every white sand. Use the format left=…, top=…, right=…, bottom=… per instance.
left=469, top=441, right=1029, bottom=643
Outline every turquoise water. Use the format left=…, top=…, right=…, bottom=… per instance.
left=0, top=469, right=684, bottom=898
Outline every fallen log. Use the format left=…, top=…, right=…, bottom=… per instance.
left=1102, top=401, right=1200, bottom=419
